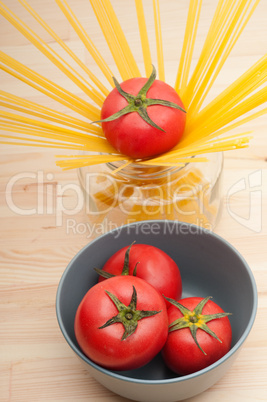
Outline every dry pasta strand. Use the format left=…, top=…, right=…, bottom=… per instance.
left=18, top=0, right=109, bottom=97
left=153, top=0, right=165, bottom=81
left=55, top=0, right=114, bottom=88
left=183, top=0, right=260, bottom=117
left=89, top=0, right=140, bottom=81
left=184, top=56, right=267, bottom=143
left=0, top=90, right=102, bottom=135
left=0, top=51, right=100, bottom=120
left=56, top=154, right=127, bottom=170
left=135, top=0, right=152, bottom=77
left=175, top=0, right=202, bottom=94
left=0, top=2, right=104, bottom=106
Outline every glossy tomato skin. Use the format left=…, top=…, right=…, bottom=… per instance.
left=74, top=276, right=168, bottom=371
left=99, top=244, right=182, bottom=308
left=101, top=78, right=186, bottom=159
left=162, top=297, right=232, bottom=375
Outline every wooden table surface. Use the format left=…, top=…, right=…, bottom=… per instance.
left=1, top=1, right=266, bottom=401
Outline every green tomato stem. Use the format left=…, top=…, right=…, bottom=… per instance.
left=165, top=295, right=232, bottom=355
left=91, top=65, right=186, bottom=130
left=99, top=286, right=161, bottom=340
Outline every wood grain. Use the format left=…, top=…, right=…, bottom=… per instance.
left=0, top=1, right=267, bottom=401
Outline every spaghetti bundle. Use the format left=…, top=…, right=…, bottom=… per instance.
left=0, top=0, right=266, bottom=170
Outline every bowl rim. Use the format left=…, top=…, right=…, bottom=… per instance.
left=56, top=220, right=258, bottom=385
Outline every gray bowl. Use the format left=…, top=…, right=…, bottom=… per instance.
left=56, top=220, right=257, bottom=402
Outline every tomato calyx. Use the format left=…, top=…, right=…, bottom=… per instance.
left=164, top=296, right=232, bottom=355
left=92, top=65, right=186, bottom=132
left=94, top=242, right=139, bottom=279
left=99, top=285, right=161, bottom=340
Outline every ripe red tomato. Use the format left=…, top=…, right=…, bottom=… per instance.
left=162, top=296, right=232, bottom=375
left=99, top=66, right=186, bottom=159
left=74, top=275, right=168, bottom=371
left=97, top=243, right=182, bottom=308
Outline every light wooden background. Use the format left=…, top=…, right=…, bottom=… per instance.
left=0, top=1, right=266, bottom=401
